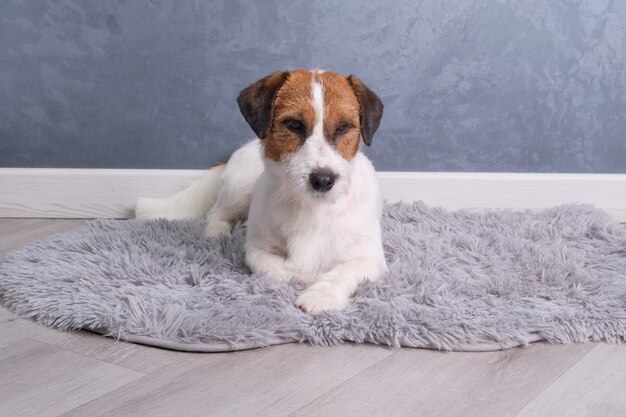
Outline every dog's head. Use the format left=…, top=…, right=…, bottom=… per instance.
left=237, top=69, right=383, bottom=201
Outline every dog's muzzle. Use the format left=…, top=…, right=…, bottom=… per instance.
left=309, top=169, right=336, bottom=192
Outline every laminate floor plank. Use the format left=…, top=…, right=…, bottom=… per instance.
left=291, top=342, right=596, bottom=417
left=0, top=339, right=144, bottom=417
left=0, top=303, right=16, bottom=324
left=515, top=344, right=626, bottom=417
left=62, top=343, right=393, bottom=417
left=0, top=218, right=85, bottom=255
left=32, top=327, right=188, bottom=373
left=0, top=317, right=51, bottom=348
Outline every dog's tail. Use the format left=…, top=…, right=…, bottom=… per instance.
left=135, top=165, right=225, bottom=219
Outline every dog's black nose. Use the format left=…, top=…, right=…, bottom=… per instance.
left=309, top=170, right=336, bottom=192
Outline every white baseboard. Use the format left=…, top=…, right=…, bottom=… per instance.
left=1, top=168, right=625, bottom=221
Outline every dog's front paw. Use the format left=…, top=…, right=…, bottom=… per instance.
left=204, top=220, right=232, bottom=239
left=296, top=282, right=348, bottom=314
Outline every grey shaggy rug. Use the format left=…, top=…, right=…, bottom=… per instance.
left=1, top=202, right=626, bottom=352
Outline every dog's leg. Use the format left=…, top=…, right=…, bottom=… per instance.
left=204, top=189, right=249, bottom=238
left=203, top=140, right=264, bottom=238
left=245, top=245, right=305, bottom=282
left=295, top=258, right=385, bottom=314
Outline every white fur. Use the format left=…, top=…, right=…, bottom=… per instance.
left=135, top=165, right=225, bottom=220
left=311, top=79, right=325, bottom=138
left=135, top=75, right=387, bottom=314
left=247, top=149, right=386, bottom=313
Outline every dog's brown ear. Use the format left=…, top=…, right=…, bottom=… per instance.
left=237, top=71, right=290, bottom=139
left=347, top=75, right=383, bottom=146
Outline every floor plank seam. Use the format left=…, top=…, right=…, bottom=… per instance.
left=54, top=375, right=151, bottom=417
left=286, top=346, right=397, bottom=416
left=27, top=334, right=153, bottom=376
left=510, top=343, right=600, bottom=417
left=55, top=354, right=217, bottom=417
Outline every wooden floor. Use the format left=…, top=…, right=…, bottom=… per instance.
left=0, top=219, right=625, bottom=417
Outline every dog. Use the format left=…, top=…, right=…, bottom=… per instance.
left=135, top=69, right=386, bottom=314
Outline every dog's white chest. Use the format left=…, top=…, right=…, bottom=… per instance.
left=246, top=153, right=382, bottom=278
left=277, top=203, right=348, bottom=275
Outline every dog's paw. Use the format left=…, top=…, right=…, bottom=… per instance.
left=296, top=282, right=348, bottom=314
left=266, top=268, right=299, bottom=282
left=204, top=220, right=232, bottom=239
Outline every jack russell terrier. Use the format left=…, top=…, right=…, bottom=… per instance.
left=135, top=69, right=386, bottom=314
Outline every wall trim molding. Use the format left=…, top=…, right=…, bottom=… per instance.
left=1, top=168, right=625, bottom=221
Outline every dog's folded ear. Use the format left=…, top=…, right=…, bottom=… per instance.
left=237, top=71, right=290, bottom=140
left=347, top=75, right=384, bottom=146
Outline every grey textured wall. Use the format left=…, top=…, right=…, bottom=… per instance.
left=1, top=0, right=625, bottom=172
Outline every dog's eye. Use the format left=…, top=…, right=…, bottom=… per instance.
left=336, top=123, right=352, bottom=135
left=283, top=119, right=305, bottom=134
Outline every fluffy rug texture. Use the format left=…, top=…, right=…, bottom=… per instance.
left=1, top=202, right=626, bottom=352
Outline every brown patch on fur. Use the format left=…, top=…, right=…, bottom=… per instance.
left=264, top=70, right=316, bottom=161
left=249, top=69, right=381, bottom=162
left=317, top=71, right=362, bottom=160
left=237, top=72, right=290, bottom=140
left=346, top=75, right=384, bottom=147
